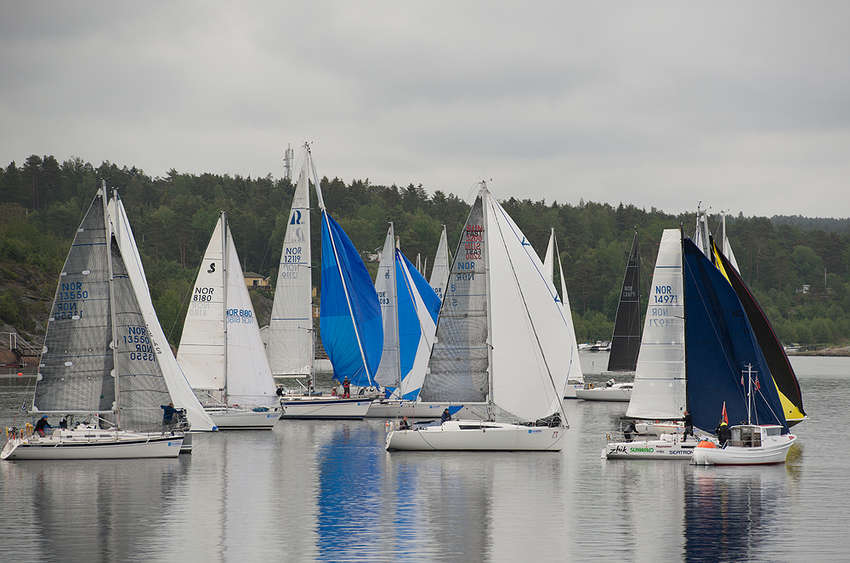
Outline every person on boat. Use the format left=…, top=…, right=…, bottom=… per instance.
left=331, top=387, right=338, bottom=397
left=342, top=377, right=351, bottom=398
left=716, top=421, right=731, bottom=447
left=161, top=402, right=178, bottom=430
left=399, top=417, right=410, bottom=430
left=623, top=420, right=636, bottom=442
left=441, top=408, right=452, bottom=423
left=34, top=415, right=52, bottom=437
left=275, top=386, right=284, bottom=397
left=683, top=411, right=693, bottom=439
left=605, top=378, right=615, bottom=388
left=59, top=417, right=68, bottom=430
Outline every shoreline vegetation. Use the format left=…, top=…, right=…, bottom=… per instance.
left=2, top=154, right=850, bottom=351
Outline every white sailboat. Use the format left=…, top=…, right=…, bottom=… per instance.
left=605, top=230, right=697, bottom=459
left=429, top=225, right=450, bottom=302
left=386, top=183, right=569, bottom=451
left=541, top=228, right=584, bottom=398
left=366, top=224, right=456, bottom=418
left=2, top=185, right=184, bottom=460
left=177, top=212, right=279, bottom=430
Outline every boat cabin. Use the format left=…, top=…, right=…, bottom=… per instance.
left=727, top=424, right=783, bottom=448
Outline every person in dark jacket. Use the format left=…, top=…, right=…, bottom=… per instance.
left=342, top=376, right=351, bottom=398
left=715, top=421, right=731, bottom=447
left=161, top=402, right=178, bottom=430
left=441, top=408, right=452, bottom=423
left=683, top=411, right=694, bottom=440
left=399, top=417, right=410, bottom=430
left=35, top=416, right=52, bottom=437
left=623, top=420, right=637, bottom=442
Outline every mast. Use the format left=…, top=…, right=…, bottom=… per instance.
left=221, top=211, right=229, bottom=404
left=102, top=180, right=121, bottom=429
left=481, top=182, right=495, bottom=419
left=389, top=223, right=401, bottom=394
left=680, top=225, right=688, bottom=420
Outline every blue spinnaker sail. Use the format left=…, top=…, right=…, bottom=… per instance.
left=683, top=238, right=788, bottom=433
left=319, top=211, right=383, bottom=387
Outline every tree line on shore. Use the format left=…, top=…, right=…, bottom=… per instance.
left=2, top=154, right=849, bottom=348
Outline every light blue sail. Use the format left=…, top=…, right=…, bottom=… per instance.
left=319, top=211, right=383, bottom=387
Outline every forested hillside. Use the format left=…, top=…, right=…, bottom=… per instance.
left=2, top=155, right=849, bottom=349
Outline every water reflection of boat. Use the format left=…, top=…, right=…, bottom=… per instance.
left=684, top=465, right=789, bottom=562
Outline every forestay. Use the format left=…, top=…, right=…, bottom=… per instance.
left=626, top=229, right=686, bottom=420
left=268, top=163, right=313, bottom=377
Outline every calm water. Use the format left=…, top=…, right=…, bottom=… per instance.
left=0, top=354, right=847, bottom=562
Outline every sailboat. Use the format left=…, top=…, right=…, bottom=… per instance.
left=694, top=208, right=805, bottom=426
left=602, top=230, right=641, bottom=377
left=385, top=182, right=569, bottom=451
left=365, top=224, right=457, bottom=418
left=280, top=146, right=377, bottom=419
left=429, top=225, right=450, bottom=302
left=2, top=185, right=184, bottom=459
left=605, top=232, right=794, bottom=461
left=177, top=212, right=279, bottom=429
left=540, top=229, right=585, bottom=398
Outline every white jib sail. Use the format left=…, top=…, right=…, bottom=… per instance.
left=223, top=225, right=277, bottom=407
left=555, top=236, right=584, bottom=385
left=721, top=215, right=741, bottom=274
left=177, top=216, right=227, bottom=397
left=108, top=196, right=216, bottom=431
left=374, top=225, right=400, bottom=391
left=429, top=225, right=450, bottom=302
left=626, top=229, right=686, bottom=420
left=268, top=163, right=313, bottom=377
left=542, top=228, right=555, bottom=285
left=486, top=191, right=570, bottom=422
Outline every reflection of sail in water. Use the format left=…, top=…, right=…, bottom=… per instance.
left=22, top=461, right=181, bottom=560
left=684, top=467, right=788, bottom=562
left=317, top=424, right=385, bottom=560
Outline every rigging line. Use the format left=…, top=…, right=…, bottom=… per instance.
left=489, top=196, right=567, bottom=425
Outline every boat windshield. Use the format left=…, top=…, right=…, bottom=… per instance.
left=729, top=425, right=762, bottom=448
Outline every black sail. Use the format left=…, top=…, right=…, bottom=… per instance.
left=713, top=240, right=806, bottom=419
left=607, top=231, right=641, bottom=372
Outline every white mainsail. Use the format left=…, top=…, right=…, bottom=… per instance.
left=178, top=218, right=226, bottom=394
left=720, top=215, right=741, bottom=274
left=108, top=195, right=216, bottom=431
left=178, top=214, right=276, bottom=407
left=429, top=225, right=450, bottom=301
left=542, top=228, right=555, bottom=285
left=626, top=229, right=686, bottom=420
left=268, top=161, right=313, bottom=377
left=374, top=224, right=400, bottom=391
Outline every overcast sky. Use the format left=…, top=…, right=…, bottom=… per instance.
left=2, top=2, right=849, bottom=217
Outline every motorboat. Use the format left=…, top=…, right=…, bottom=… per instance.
left=692, top=424, right=796, bottom=465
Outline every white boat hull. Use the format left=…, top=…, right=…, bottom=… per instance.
left=207, top=408, right=278, bottom=430
left=365, top=401, right=465, bottom=419
left=279, top=397, right=372, bottom=419
left=575, top=387, right=632, bottom=402
left=1, top=430, right=183, bottom=460
left=562, top=383, right=584, bottom=399
left=691, top=434, right=796, bottom=465
left=385, top=420, right=566, bottom=451
left=604, top=435, right=698, bottom=460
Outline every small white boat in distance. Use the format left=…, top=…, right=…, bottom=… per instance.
left=386, top=419, right=564, bottom=451
left=604, top=432, right=698, bottom=460
left=280, top=396, right=372, bottom=419
left=634, top=420, right=684, bottom=436
left=2, top=426, right=182, bottom=460
left=366, top=400, right=463, bottom=419
left=575, top=381, right=633, bottom=402
left=691, top=424, right=796, bottom=466
left=206, top=407, right=278, bottom=429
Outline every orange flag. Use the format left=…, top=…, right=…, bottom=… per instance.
left=721, top=401, right=728, bottom=424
